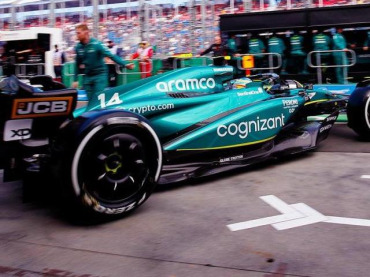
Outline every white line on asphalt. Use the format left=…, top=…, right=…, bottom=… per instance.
left=227, top=212, right=303, bottom=231
left=325, top=216, right=370, bottom=227
left=272, top=203, right=327, bottom=230
left=361, top=175, right=370, bottom=179
left=227, top=195, right=370, bottom=232
left=259, top=195, right=298, bottom=214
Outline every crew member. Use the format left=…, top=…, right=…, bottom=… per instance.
left=362, top=31, right=370, bottom=51
left=53, top=44, right=65, bottom=81
left=227, top=35, right=238, bottom=56
left=131, top=40, right=153, bottom=78
left=105, top=40, right=119, bottom=86
left=332, top=28, right=348, bottom=84
left=199, top=36, right=227, bottom=66
left=248, top=34, right=266, bottom=72
left=289, top=31, right=307, bottom=74
left=313, top=29, right=332, bottom=68
left=268, top=33, right=286, bottom=73
left=72, top=24, right=134, bottom=102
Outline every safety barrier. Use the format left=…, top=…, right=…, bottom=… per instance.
left=236, top=53, right=282, bottom=73
left=116, top=59, right=155, bottom=85
left=62, top=59, right=166, bottom=88
left=172, top=56, right=213, bottom=69
left=61, top=58, right=213, bottom=88
left=307, top=49, right=356, bottom=84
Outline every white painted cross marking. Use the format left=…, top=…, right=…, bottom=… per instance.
left=272, top=203, right=327, bottom=230
left=227, top=195, right=370, bottom=231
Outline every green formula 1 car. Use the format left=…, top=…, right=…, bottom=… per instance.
left=0, top=66, right=369, bottom=218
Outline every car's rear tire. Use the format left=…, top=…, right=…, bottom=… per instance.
left=52, top=110, right=162, bottom=219
left=347, top=85, right=370, bottom=140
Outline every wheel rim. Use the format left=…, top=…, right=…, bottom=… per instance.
left=79, top=132, right=148, bottom=205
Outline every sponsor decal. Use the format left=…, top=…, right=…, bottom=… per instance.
left=4, top=119, right=32, bottom=141
left=217, top=114, right=285, bottom=139
left=282, top=99, right=299, bottom=107
left=98, top=92, right=122, bottom=108
left=11, top=97, right=73, bottom=119
left=156, top=78, right=216, bottom=92
left=237, top=87, right=263, bottom=96
left=220, top=155, right=244, bottom=163
left=329, top=89, right=350, bottom=94
left=282, top=99, right=299, bottom=113
left=126, top=103, right=174, bottom=114
left=86, top=192, right=147, bottom=215
left=325, top=116, right=338, bottom=122
left=320, top=124, right=333, bottom=133
left=213, top=67, right=234, bottom=73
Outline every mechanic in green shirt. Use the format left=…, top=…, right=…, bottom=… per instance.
left=332, top=28, right=348, bottom=84
left=227, top=35, right=237, bottom=56
left=248, top=34, right=266, bottom=72
left=248, top=35, right=265, bottom=57
left=362, top=31, right=370, bottom=51
left=312, top=29, right=332, bottom=66
left=72, top=24, right=134, bottom=102
left=268, top=33, right=286, bottom=73
left=289, top=31, right=308, bottom=74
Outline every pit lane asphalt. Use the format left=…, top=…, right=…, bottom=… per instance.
left=0, top=124, right=369, bottom=277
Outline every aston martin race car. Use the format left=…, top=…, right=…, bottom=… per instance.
left=0, top=66, right=369, bottom=218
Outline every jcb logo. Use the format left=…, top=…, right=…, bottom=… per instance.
left=11, top=97, right=73, bottom=119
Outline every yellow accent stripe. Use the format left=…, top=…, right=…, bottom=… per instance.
left=304, top=99, right=327, bottom=106
left=177, top=136, right=275, bottom=151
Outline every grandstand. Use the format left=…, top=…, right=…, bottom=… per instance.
left=2, top=0, right=370, bottom=86
left=1, top=0, right=366, bottom=58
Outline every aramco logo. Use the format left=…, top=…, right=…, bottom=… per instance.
left=156, top=78, right=216, bottom=92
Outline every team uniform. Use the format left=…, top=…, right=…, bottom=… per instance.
left=248, top=38, right=266, bottom=71
left=227, top=38, right=237, bottom=55
left=74, top=37, right=127, bottom=101
left=268, top=36, right=286, bottom=73
left=332, top=32, right=348, bottom=84
left=289, top=34, right=307, bottom=74
left=363, top=31, right=370, bottom=49
left=313, top=33, right=331, bottom=64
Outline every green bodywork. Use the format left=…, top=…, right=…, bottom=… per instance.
left=73, top=66, right=338, bottom=152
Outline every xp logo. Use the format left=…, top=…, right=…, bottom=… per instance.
left=11, top=97, right=73, bottom=119
left=11, top=128, right=31, bottom=138
left=4, top=119, right=32, bottom=141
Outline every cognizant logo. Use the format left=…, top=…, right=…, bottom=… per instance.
left=217, top=114, right=285, bottom=139
left=156, top=78, right=216, bottom=92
